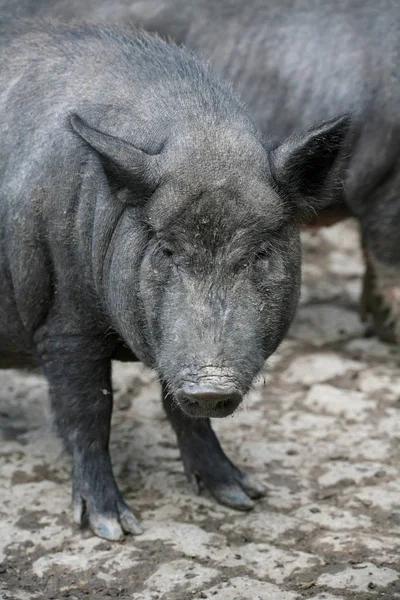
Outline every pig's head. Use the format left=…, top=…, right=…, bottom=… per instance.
left=71, top=112, right=350, bottom=418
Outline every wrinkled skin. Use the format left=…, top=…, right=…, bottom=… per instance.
left=4, top=0, right=400, bottom=341
left=0, top=21, right=349, bottom=539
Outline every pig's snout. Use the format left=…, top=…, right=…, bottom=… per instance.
left=176, top=382, right=241, bottom=418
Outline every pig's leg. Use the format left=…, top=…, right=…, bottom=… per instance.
left=360, top=251, right=400, bottom=343
left=162, top=383, right=265, bottom=510
left=359, top=217, right=400, bottom=343
left=36, top=335, right=142, bottom=541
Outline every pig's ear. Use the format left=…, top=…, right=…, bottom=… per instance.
left=268, top=114, right=351, bottom=219
left=70, top=113, right=160, bottom=190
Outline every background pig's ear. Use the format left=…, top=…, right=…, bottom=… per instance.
left=70, top=113, right=160, bottom=191
left=268, top=114, right=351, bottom=219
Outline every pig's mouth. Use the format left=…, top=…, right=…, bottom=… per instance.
left=175, top=383, right=242, bottom=418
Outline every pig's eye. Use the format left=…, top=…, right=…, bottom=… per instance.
left=161, top=245, right=174, bottom=259
left=255, top=248, right=270, bottom=263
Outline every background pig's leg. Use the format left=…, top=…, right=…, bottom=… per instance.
left=361, top=252, right=400, bottom=343
left=358, top=204, right=400, bottom=343
left=36, top=334, right=142, bottom=541
left=161, top=382, right=265, bottom=510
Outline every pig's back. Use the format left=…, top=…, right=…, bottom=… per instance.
left=0, top=20, right=246, bottom=196
left=127, top=0, right=400, bottom=211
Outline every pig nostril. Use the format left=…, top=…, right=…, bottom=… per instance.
left=181, top=396, right=199, bottom=408
left=216, top=399, right=232, bottom=410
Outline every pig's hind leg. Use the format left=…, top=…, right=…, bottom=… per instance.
left=36, top=334, right=142, bottom=541
left=162, top=383, right=265, bottom=510
left=360, top=251, right=400, bottom=343
left=358, top=197, right=400, bottom=343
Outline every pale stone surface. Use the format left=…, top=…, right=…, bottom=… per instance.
left=317, top=461, right=397, bottom=488
left=354, top=487, right=400, bottom=511
left=312, top=595, right=346, bottom=600
left=142, top=559, right=219, bottom=595
left=304, top=384, right=376, bottom=419
left=317, top=563, right=399, bottom=593
left=1, top=220, right=399, bottom=599
left=345, top=336, right=400, bottom=360
left=292, top=504, right=373, bottom=531
left=329, top=249, right=365, bottom=276
left=209, top=542, right=322, bottom=584
left=201, top=577, right=300, bottom=600
left=218, top=511, right=317, bottom=543
left=358, top=366, right=400, bottom=399
left=138, top=522, right=227, bottom=560
left=315, top=531, right=400, bottom=563
left=282, top=353, right=364, bottom=385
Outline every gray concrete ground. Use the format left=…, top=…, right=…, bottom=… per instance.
left=0, top=219, right=399, bottom=600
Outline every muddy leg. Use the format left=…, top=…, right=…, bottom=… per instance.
left=36, top=333, right=142, bottom=540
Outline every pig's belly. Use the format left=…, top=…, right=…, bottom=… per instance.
left=301, top=203, right=352, bottom=231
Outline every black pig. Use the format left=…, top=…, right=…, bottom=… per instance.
left=0, top=21, right=349, bottom=539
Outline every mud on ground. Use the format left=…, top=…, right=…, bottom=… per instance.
left=0, top=219, right=399, bottom=600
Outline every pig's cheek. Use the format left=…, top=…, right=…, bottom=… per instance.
left=139, top=269, right=168, bottom=344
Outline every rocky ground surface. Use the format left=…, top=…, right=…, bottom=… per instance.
left=0, top=219, right=399, bottom=600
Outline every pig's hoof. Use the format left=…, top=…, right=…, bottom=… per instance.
left=183, top=452, right=265, bottom=511
left=209, top=473, right=266, bottom=511
left=73, top=492, right=143, bottom=541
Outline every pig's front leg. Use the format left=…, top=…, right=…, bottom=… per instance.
left=162, top=383, right=265, bottom=510
left=36, top=334, right=142, bottom=541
